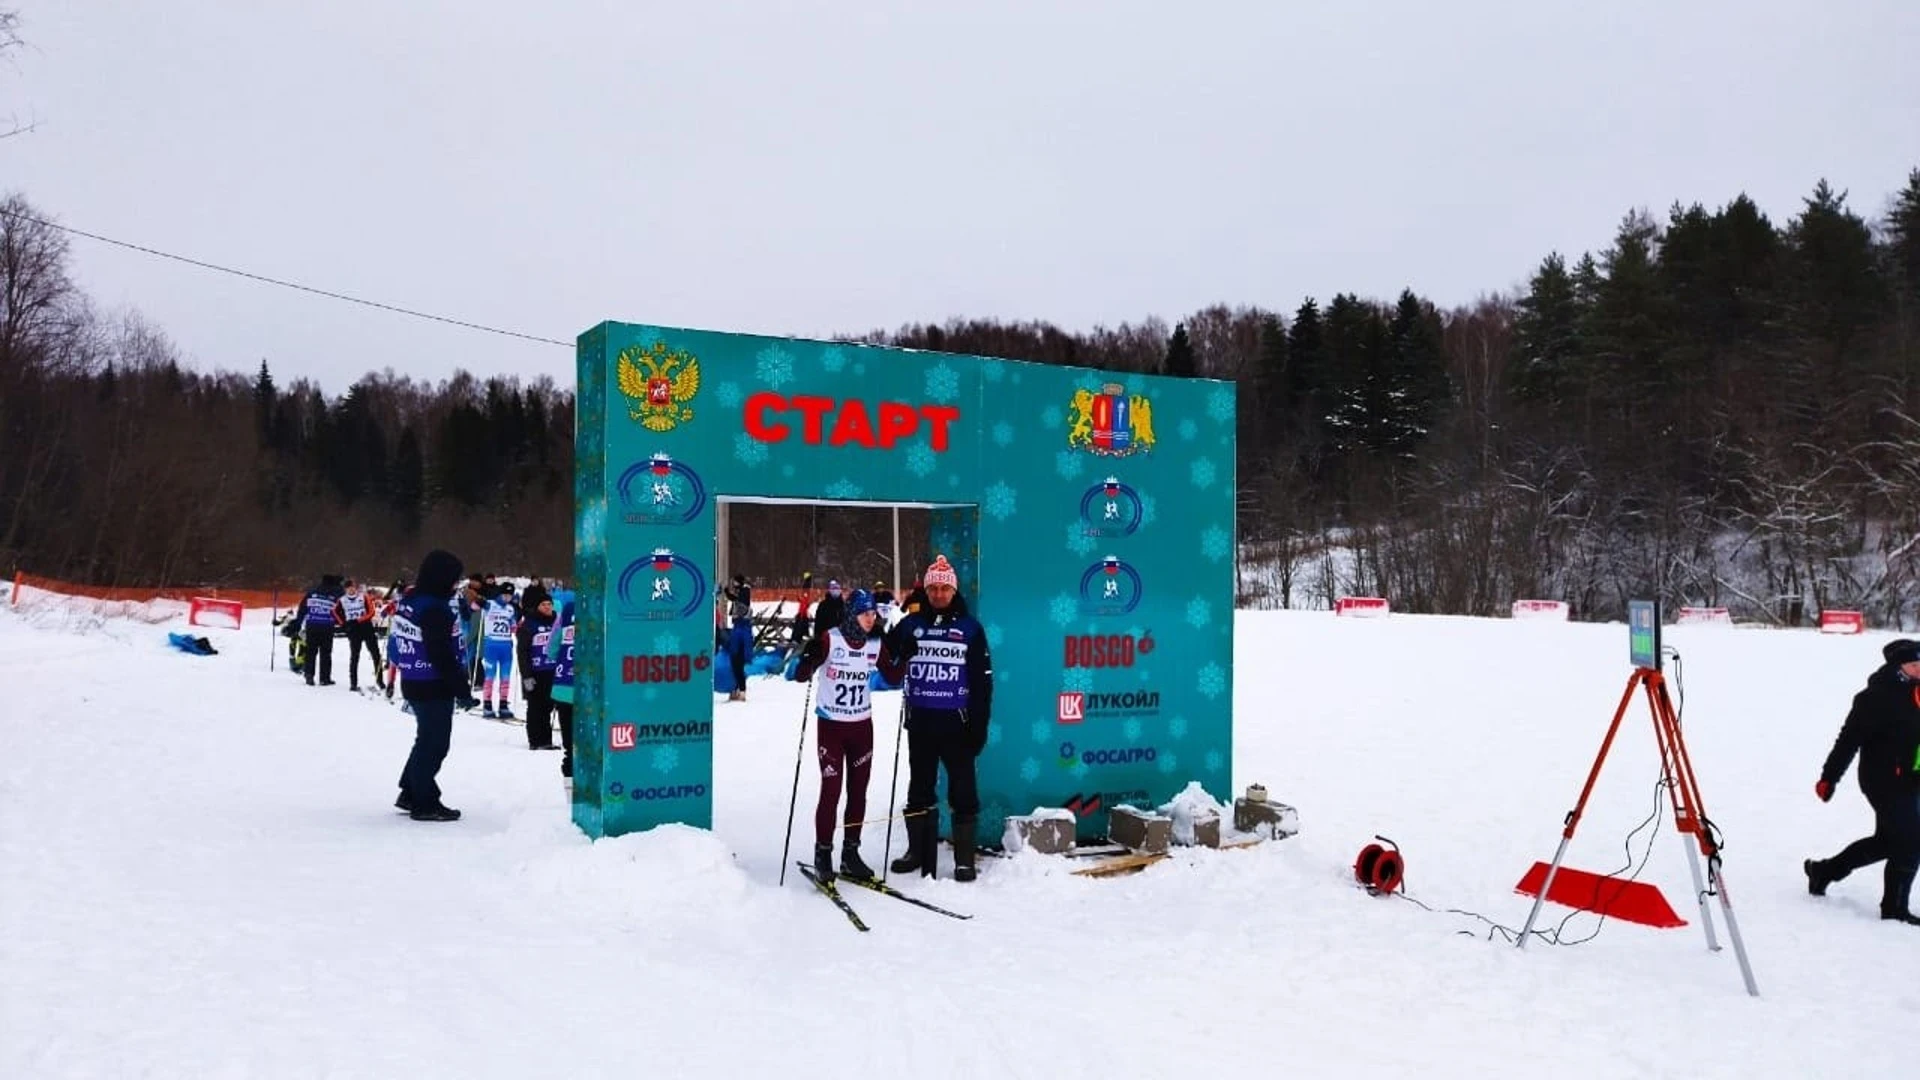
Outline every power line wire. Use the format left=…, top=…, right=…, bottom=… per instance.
left=0, top=205, right=572, bottom=348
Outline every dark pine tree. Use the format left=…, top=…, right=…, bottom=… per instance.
left=1164, top=322, right=1197, bottom=377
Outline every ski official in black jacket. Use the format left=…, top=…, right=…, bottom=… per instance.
left=1805, top=638, right=1920, bottom=924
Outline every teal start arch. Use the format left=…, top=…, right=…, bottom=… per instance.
left=572, top=322, right=1236, bottom=842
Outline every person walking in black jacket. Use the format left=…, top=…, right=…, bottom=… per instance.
left=1806, top=638, right=1920, bottom=924
left=390, top=549, right=478, bottom=822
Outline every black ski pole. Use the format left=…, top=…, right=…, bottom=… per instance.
left=778, top=676, right=816, bottom=887
left=882, top=698, right=908, bottom=883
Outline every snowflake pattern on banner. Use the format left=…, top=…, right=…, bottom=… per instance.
left=984, top=481, right=1017, bottom=520
left=1157, top=752, right=1179, bottom=775
left=1197, top=662, right=1226, bottom=699
left=755, top=347, right=795, bottom=389
left=1178, top=418, right=1199, bottom=442
left=991, top=421, right=1015, bottom=447
left=1190, top=458, right=1217, bottom=489
left=905, top=442, right=937, bottom=478
left=985, top=623, right=1004, bottom=648
left=823, top=478, right=864, bottom=500
left=1185, top=597, right=1211, bottom=629
left=1168, top=715, right=1189, bottom=740
left=1125, top=374, right=1146, bottom=397
left=652, top=632, right=682, bottom=656
left=1019, top=758, right=1040, bottom=782
left=1048, top=593, right=1078, bottom=626
left=1041, top=405, right=1063, bottom=430
left=1065, top=522, right=1098, bottom=557
left=733, top=432, right=769, bottom=467
left=1123, top=717, right=1143, bottom=742
left=853, top=362, right=866, bottom=376
left=1200, top=525, right=1231, bottom=562
left=1207, top=386, right=1234, bottom=423
left=641, top=686, right=659, bottom=702
left=1029, top=719, right=1051, bottom=745
left=1054, top=450, right=1085, bottom=481
left=1063, top=668, right=1093, bottom=692
left=577, top=499, right=606, bottom=554
left=986, top=727, right=1003, bottom=747
left=982, top=360, right=1006, bottom=383
left=1066, top=759, right=1089, bottom=780
left=781, top=464, right=795, bottom=478
left=820, top=347, right=848, bottom=374
left=650, top=745, right=679, bottom=774
left=925, top=362, right=960, bottom=403
left=1140, top=492, right=1158, bottom=527
left=1204, top=750, right=1224, bottom=774
left=714, top=381, right=744, bottom=409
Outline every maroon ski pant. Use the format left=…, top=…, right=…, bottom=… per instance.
left=815, top=716, right=874, bottom=846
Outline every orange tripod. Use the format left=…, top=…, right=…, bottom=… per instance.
left=1517, top=666, right=1760, bottom=998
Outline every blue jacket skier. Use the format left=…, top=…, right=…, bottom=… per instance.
left=391, top=549, right=477, bottom=822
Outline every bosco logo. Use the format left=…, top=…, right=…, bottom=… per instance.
left=1078, top=555, right=1143, bottom=616
left=620, top=653, right=710, bottom=683
left=615, top=548, right=707, bottom=622
left=614, top=452, right=707, bottom=526
left=1064, top=631, right=1153, bottom=668
left=1078, top=475, right=1144, bottom=537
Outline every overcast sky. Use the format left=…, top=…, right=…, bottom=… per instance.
left=4, top=1, right=1916, bottom=394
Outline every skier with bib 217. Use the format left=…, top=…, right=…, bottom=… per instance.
left=791, top=589, right=907, bottom=882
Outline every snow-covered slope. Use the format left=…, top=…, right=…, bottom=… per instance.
left=1, top=605, right=1911, bottom=1078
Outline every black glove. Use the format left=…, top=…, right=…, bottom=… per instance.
left=523, top=676, right=536, bottom=694
left=886, top=624, right=918, bottom=662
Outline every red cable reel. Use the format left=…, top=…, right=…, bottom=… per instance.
left=1354, top=835, right=1405, bottom=896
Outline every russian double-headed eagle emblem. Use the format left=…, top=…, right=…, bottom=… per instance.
left=616, top=341, right=701, bottom=432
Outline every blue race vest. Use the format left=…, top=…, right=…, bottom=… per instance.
left=392, top=593, right=464, bottom=683
left=303, top=593, right=337, bottom=628
left=904, top=622, right=971, bottom=711
left=554, top=608, right=576, bottom=688
left=528, top=618, right=556, bottom=674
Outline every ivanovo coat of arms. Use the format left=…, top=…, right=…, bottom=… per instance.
left=616, top=341, right=701, bottom=432
left=1068, top=383, right=1156, bottom=456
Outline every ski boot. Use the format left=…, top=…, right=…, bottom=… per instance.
left=812, top=842, right=836, bottom=883
left=1805, top=858, right=1837, bottom=897
left=1883, top=863, right=1918, bottom=925
left=482, top=704, right=498, bottom=720
left=840, top=832, right=875, bottom=881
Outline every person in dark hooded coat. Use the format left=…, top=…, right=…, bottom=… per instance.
left=1806, top=637, right=1920, bottom=924
left=389, top=549, right=478, bottom=822
left=881, top=555, right=993, bottom=882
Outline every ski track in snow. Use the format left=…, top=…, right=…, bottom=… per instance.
left=1, top=606, right=1913, bottom=1078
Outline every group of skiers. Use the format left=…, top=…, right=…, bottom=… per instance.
left=791, top=554, right=992, bottom=885
left=283, top=562, right=579, bottom=821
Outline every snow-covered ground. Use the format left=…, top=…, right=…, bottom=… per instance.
left=1, top=601, right=1913, bottom=1078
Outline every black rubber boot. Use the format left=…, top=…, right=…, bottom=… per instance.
left=953, top=816, right=978, bottom=883
left=1805, top=858, right=1836, bottom=897
left=812, top=842, right=835, bottom=883
left=1881, top=862, right=1917, bottom=924
left=889, top=811, right=927, bottom=875
left=920, top=810, right=939, bottom=879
